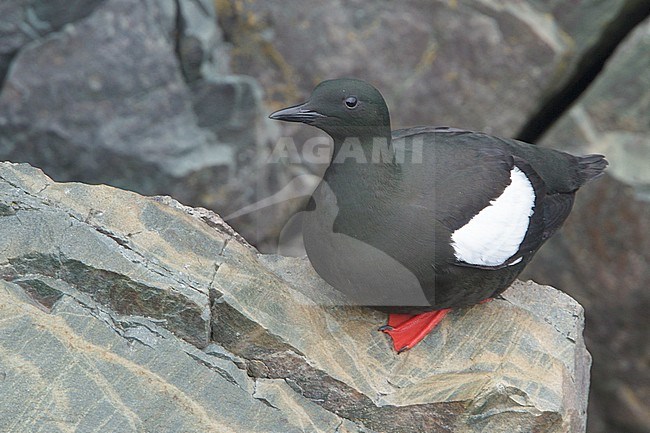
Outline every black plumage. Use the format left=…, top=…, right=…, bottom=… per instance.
left=270, top=78, right=607, bottom=350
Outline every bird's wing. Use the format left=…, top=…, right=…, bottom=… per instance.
left=402, top=132, right=548, bottom=270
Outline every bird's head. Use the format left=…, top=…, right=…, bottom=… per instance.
left=270, top=78, right=391, bottom=141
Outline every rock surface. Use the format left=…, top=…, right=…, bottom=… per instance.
left=0, top=162, right=590, bottom=433
left=0, top=0, right=294, bottom=248
left=218, top=0, right=634, bottom=135
left=0, top=0, right=105, bottom=82
left=523, top=18, right=650, bottom=433
left=0, top=280, right=303, bottom=433
left=539, top=16, right=650, bottom=198
left=523, top=175, right=650, bottom=433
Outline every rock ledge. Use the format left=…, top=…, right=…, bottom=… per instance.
left=0, top=162, right=590, bottom=433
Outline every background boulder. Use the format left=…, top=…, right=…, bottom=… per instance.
left=0, top=0, right=294, bottom=248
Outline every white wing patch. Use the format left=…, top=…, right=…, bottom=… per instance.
left=451, top=166, right=535, bottom=267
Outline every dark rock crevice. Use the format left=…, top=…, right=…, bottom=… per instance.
left=173, top=0, right=203, bottom=84
left=0, top=52, right=17, bottom=93
left=184, top=349, right=243, bottom=387
left=3, top=252, right=208, bottom=347
left=516, top=0, right=650, bottom=143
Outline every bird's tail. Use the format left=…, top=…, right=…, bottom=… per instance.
left=577, top=154, right=608, bottom=184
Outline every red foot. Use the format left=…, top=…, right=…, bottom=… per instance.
left=380, top=298, right=494, bottom=353
left=380, top=309, right=452, bottom=353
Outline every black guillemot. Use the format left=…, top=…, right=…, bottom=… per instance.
left=270, top=78, right=607, bottom=352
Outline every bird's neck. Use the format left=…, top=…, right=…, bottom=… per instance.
left=325, top=131, right=402, bottom=205
left=330, top=129, right=396, bottom=167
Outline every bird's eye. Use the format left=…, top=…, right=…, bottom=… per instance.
left=344, top=96, right=358, bottom=109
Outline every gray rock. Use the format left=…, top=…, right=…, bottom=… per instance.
left=218, top=0, right=632, bottom=136
left=0, top=0, right=104, bottom=80
left=523, top=176, right=650, bottom=433
left=0, top=0, right=218, bottom=187
left=525, top=0, right=634, bottom=93
left=0, top=280, right=303, bottom=433
left=171, top=0, right=231, bottom=81
left=0, top=162, right=214, bottom=348
left=541, top=17, right=650, bottom=198
left=522, top=16, right=650, bottom=433
left=0, top=161, right=591, bottom=432
left=0, top=0, right=291, bottom=248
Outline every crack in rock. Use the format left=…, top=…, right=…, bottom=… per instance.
left=4, top=252, right=208, bottom=347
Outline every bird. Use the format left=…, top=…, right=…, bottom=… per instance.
left=269, top=78, right=607, bottom=353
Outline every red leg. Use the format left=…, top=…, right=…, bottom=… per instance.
left=380, top=298, right=494, bottom=353
left=380, top=309, right=451, bottom=353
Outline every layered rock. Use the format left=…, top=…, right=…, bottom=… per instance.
left=0, top=162, right=590, bottom=432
